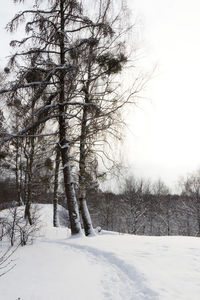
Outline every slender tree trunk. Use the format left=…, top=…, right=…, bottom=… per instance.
left=79, top=105, right=95, bottom=236
left=58, top=0, right=82, bottom=236
left=24, top=154, right=28, bottom=205
left=53, top=146, right=60, bottom=227
left=167, top=209, right=170, bottom=235
left=24, top=131, right=35, bottom=225
left=58, top=117, right=82, bottom=235
left=78, top=43, right=95, bottom=236
left=15, top=139, right=22, bottom=206
left=24, top=152, right=31, bottom=223
left=24, top=201, right=32, bottom=225
left=19, top=150, right=24, bottom=205
left=79, top=195, right=95, bottom=236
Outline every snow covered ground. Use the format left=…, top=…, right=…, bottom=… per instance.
left=1, top=204, right=200, bottom=300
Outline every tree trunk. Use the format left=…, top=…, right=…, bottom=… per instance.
left=24, top=130, right=35, bottom=225
left=79, top=106, right=95, bottom=236
left=79, top=195, right=95, bottom=236
left=24, top=201, right=32, bottom=225
left=15, top=147, right=22, bottom=206
left=58, top=0, right=82, bottom=236
left=53, top=146, right=60, bottom=227
left=58, top=121, right=82, bottom=235
left=78, top=42, right=95, bottom=236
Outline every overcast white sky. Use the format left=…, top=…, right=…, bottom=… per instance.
left=122, top=0, right=200, bottom=190
left=0, top=0, right=200, bottom=191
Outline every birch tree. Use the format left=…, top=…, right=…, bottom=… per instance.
left=68, top=0, right=140, bottom=235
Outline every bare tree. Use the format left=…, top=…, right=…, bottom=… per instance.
left=122, top=177, right=148, bottom=234
left=180, top=169, right=200, bottom=235
left=68, top=0, right=141, bottom=235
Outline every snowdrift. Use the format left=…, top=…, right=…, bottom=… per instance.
left=1, top=204, right=200, bottom=300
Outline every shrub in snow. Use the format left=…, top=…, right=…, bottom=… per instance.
left=1, top=205, right=40, bottom=246
left=0, top=246, right=18, bottom=277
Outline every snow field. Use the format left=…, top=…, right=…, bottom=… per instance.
left=1, top=204, right=200, bottom=300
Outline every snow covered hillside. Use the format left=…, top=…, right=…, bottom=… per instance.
left=1, top=204, right=200, bottom=300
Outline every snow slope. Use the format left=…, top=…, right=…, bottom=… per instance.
left=1, top=204, right=200, bottom=300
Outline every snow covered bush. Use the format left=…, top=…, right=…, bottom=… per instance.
left=0, top=205, right=40, bottom=246
left=0, top=247, right=17, bottom=277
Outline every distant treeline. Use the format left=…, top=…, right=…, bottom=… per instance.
left=1, top=172, right=200, bottom=237
left=88, top=191, right=197, bottom=236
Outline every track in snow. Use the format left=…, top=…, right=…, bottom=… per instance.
left=66, top=240, right=158, bottom=300
left=1, top=228, right=158, bottom=300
